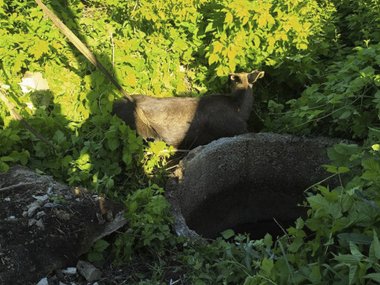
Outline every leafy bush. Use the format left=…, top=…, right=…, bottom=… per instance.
left=114, top=185, right=173, bottom=261
left=1, top=0, right=380, bottom=284
left=267, top=43, right=380, bottom=139
left=242, top=143, right=380, bottom=285
left=331, top=0, right=380, bottom=46
left=0, top=0, right=338, bottom=187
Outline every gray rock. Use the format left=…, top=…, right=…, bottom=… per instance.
left=27, top=201, right=41, bottom=217
left=35, top=219, right=45, bottom=230
left=36, top=211, right=46, bottom=219
left=32, top=194, right=49, bottom=202
left=77, top=260, right=102, bottom=282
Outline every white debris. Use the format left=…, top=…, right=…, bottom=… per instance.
left=1, top=84, right=10, bottom=89
left=61, top=267, right=77, bottom=275
left=36, top=277, right=48, bottom=285
left=26, top=102, right=36, bottom=111
left=4, top=197, right=11, bottom=202
left=19, top=71, right=49, bottom=94
left=5, top=216, right=17, bottom=222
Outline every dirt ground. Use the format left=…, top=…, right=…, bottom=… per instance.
left=0, top=166, right=126, bottom=285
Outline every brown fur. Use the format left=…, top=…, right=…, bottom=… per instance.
left=112, top=70, right=264, bottom=149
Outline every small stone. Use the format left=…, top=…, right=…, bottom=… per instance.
left=77, top=260, right=102, bottom=282
left=27, top=205, right=39, bottom=217
left=61, top=267, right=77, bottom=275
left=43, top=202, right=58, bottom=208
left=27, top=200, right=42, bottom=217
left=36, top=277, right=48, bottom=285
left=32, top=194, right=49, bottom=202
left=36, top=211, right=46, bottom=219
left=5, top=216, right=17, bottom=222
left=4, top=197, right=11, bottom=202
left=35, top=219, right=45, bottom=230
left=54, top=209, right=71, bottom=221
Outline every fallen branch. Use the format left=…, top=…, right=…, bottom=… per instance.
left=0, top=182, right=35, bottom=193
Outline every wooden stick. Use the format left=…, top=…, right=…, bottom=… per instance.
left=34, top=0, right=134, bottom=103
left=34, top=0, right=158, bottom=137
left=0, top=182, right=35, bottom=193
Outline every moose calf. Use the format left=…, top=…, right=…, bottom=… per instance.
left=112, top=70, right=264, bottom=149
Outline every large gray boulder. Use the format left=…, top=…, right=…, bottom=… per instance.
left=167, top=133, right=344, bottom=239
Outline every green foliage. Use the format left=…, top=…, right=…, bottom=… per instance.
left=331, top=0, right=380, bottom=45
left=1, top=0, right=380, bottom=284
left=239, top=143, right=380, bottom=285
left=87, top=239, right=110, bottom=263
left=142, top=141, right=175, bottom=179
left=267, top=43, right=380, bottom=139
left=114, top=185, right=173, bottom=261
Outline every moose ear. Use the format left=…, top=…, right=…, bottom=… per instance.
left=248, top=70, right=265, bottom=83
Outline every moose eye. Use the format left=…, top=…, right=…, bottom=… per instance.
left=231, top=75, right=241, bottom=83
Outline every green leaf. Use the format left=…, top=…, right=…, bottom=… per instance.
left=93, top=239, right=110, bottom=252
left=349, top=242, right=364, bottom=259
left=53, top=130, right=66, bottom=145
left=339, top=110, right=352, bottom=120
left=225, top=12, right=233, bottom=25
left=288, top=237, right=304, bottom=253
left=370, top=230, right=380, bottom=260
left=334, top=254, right=361, bottom=264
left=323, top=164, right=350, bottom=174
left=261, top=258, right=274, bottom=274
left=338, top=233, right=372, bottom=245
left=364, top=273, right=380, bottom=283
left=348, top=265, right=358, bottom=285
left=253, top=36, right=261, bottom=48
left=208, top=53, right=219, bottom=65
left=263, top=233, right=273, bottom=247
left=243, top=277, right=256, bottom=285
left=87, top=251, right=103, bottom=262
left=30, top=39, right=49, bottom=59
left=221, top=229, right=235, bottom=239
left=0, top=161, right=9, bottom=172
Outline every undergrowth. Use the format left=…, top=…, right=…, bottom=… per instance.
left=1, top=0, right=380, bottom=284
